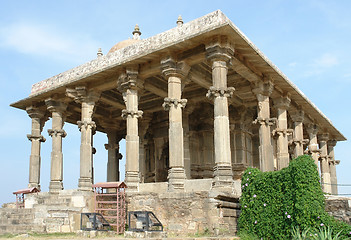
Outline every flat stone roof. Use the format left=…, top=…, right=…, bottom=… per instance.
left=10, top=10, right=346, bottom=141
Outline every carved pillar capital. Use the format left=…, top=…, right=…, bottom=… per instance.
left=77, top=120, right=96, bottom=131
left=26, top=106, right=46, bottom=119
left=253, top=117, right=277, bottom=126
left=252, top=79, right=274, bottom=98
left=66, top=86, right=101, bottom=104
left=121, top=109, right=143, bottom=119
left=205, top=36, right=234, bottom=63
left=273, top=95, right=291, bottom=109
left=206, top=86, right=235, bottom=99
left=117, top=67, right=144, bottom=93
left=161, top=56, right=190, bottom=79
left=290, top=109, right=305, bottom=123
left=328, top=139, right=337, bottom=148
left=45, top=98, right=67, bottom=114
left=318, top=133, right=329, bottom=142
left=27, top=134, right=46, bottom=142
left=306, top=124, right=319, bottom=136
left=162, top=98, right=187, bottom=111
left=47, top=129, right=67, bottom=138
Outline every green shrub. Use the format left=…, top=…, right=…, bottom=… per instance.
left=238, top=155, right=351, bottom=239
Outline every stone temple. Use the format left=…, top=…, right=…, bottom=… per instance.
left=7, top=10, right=346, bottom=234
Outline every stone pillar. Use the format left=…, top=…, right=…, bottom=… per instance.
left=200, top=130, right=215, bottom=178
left=252, top=80, right=275, bottom=172
left=161, top=56, right=189, bottom=191
left=26, top=106, right=47, bottom=189
left=206, top=37, right=235, bottom=189
left=319, top=133, right=331, bottom=194
left=273, top=96, right=292, bottom=170
left=139, top=114, right=152, bottom=183
left=306, top=124, right=320, bottom=170
left=118, top=68, right=143, bottom=191
left=183, top=109, right=191, bottom=179
left=189, top=131, right=201, bottom=179
left=154, top=137, right=166, bottom=182
left=45, top=99, right=67, bottom=193
left=290, top=109, right=307, bottom=158
left=67, top=87, right=100, bottom=191
left=105, top=131, right=122, bottom=182
left=231, top=111, right=253, bottom=179
left=328, top=140, right=338, bottom=195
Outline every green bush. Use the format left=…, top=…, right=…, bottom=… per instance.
left=238, top=155, right=351, bottom=239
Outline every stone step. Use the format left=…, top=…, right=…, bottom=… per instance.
left=0, top=218, right=34, bottom=225
left=0, top=224, right=32, bottom=234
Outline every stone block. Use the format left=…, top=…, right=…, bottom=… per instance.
left=72, top=195, right=86, bottom=208
left=60, top=225, right=71, bottom=232
left=51, top=212, right=69, bottom=218
left=168, top=223, right=183, bottom=231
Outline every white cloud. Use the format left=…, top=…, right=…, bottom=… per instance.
left=0, top=22, right=99, bottom=63
left=314, top=53, right=339, bottom=68
left=288, top=62, right=297, bottom=67
left=302, top=53, right=339, bottom=78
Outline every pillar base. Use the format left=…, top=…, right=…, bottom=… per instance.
left=49, top=181, right=63, bottom=193
left=232, top=163, right=248, bottom=180
left=212, top=165, right=233, bottom=190
left=28, top=183, right=40, bottom=191
left=78, top=178, right=92, bottom=191
left=168, top=167, right=186, bottom=191
left=125, top=172, right=140, bottom=192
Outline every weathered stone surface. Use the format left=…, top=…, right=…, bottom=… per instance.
left=326, top=197, right=351, bottom=224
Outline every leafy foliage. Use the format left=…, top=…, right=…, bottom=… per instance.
left=238, top=155, right=351, bottom=239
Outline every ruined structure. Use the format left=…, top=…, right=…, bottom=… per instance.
left=7, top=10, right=346, bottom=234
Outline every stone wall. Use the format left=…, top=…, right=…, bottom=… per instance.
left=126, top=190, right=240, bottom=235
left=326, top=196, right=351, bottom=225
left=0, top=190, right=94, bottom=234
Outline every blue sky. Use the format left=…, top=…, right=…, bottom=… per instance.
left=1, top=1, right=351, bottom=205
